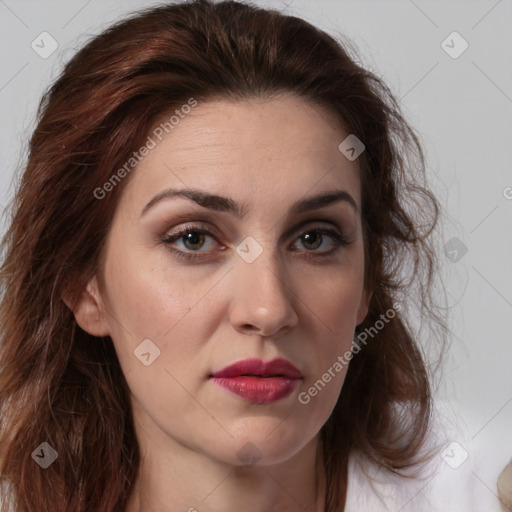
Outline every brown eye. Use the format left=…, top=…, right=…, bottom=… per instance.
left=180, top=231, right=206, bottom=251
left=162, top=225, right=224, bottom=262
left=301, top=232, right=323, bottom=250
left=294, top=228, right=349, bottom=255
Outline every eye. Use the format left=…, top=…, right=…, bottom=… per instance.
left=162, top=225, right=221, bottom=261
left=162, top=223, right=351, bottom=262
left=291, top=227, right=350, bottom=256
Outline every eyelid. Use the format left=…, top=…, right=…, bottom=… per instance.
left=161, top=222, right=220, bottom=243
left=283, top=216, right=353, bottom=240
left=161, top=218, right=348, bottom=243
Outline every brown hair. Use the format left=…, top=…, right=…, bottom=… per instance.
left=0, top=1, right=446, bottom=510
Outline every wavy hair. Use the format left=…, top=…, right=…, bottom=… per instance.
left=0, top=1, right=446, bottom=510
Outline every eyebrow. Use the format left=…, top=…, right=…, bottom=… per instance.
left=140, top=187, right=359, bottom=218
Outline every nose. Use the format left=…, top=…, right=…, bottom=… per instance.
left=228, top=245, right=299, bottom=338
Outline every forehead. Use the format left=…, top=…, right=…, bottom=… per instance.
left=121, top=94, right=362, bottom=212
left=155, top=94, right=350, bottom=160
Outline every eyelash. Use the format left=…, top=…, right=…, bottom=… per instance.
left=161, top=223, right=351, bottom=262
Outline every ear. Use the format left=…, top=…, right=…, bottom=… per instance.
left=62, top=276, right=110, bottom=337
left=356, top=287, right=372, bottom=326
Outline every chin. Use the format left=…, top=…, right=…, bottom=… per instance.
left=214, top=426, right=313, bottom=467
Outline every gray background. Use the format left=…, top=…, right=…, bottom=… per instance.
left=1, top=0, right=511, bottom=507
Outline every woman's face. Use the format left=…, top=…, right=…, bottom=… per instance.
left=84, top=94, right=369, bottom=466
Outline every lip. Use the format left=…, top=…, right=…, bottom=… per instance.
left=210, top=358, right=303, bottom=404
left=211, top=358, right=302, bottom=379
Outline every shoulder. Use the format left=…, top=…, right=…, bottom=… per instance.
left=345, top=400, right=497, bottom=512
left=345, top=401, right=512, bottom=512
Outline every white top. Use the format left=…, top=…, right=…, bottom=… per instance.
left=346, top=399, right=509, bottom=511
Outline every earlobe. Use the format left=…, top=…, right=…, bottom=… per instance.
left=62, top=276, right=110, bottom=337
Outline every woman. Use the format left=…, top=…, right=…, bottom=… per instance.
left=0, top=1, right=449, bottom=510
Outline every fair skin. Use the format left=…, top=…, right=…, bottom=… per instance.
left=68, top=94, right=369, bottom=512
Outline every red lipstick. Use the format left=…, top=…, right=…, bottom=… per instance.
left=210, top=358, right=302, bottom=404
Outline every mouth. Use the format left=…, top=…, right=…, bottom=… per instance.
left=237, top=374, right=288, bottom=378
left=209, top=358, right=303, bottom=404
left=210, top=357, right=302, bottom=379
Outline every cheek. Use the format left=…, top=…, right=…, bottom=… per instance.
left=99, top=245, right=191, bottom=366
left=101, top=245, right=229, bottom=394
left=303, top=259, right=365, bottom=332
left=297, top=263, right=365, bottom=390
